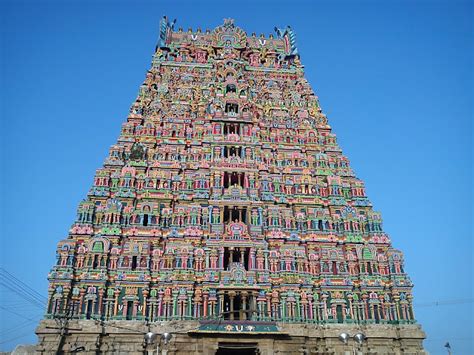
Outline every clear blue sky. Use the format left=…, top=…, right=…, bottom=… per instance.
left=0, top=0, right=472, bottom=353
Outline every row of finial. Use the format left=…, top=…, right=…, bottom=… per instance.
left=158, top=16, right=298, bottom=56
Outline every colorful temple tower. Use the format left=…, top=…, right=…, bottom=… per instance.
left=36, top=18, right=425, bottom=354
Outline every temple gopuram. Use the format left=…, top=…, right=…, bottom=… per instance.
left=36, top=18, right=426, bottom=354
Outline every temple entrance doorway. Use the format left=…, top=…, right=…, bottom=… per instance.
left=216, top=343, right=258, bottom=355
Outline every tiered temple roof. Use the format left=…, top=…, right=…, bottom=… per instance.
left=45, top=17, right=416, bottom=329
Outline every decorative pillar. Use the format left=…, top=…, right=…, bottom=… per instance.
left=97, top=288, right=104, bottom=316
left=142, top=289, right=149, bottom=317
left=157, top=293, right=163, bottom=319
left=348, top=296, right=354, bottom=320
left=322, top=294, right=328, bottom=320
left=219, top=248, right=224, bottom=269
left=394, top=295, right=401, bottom=320
left=251, top=292, right=257, bottom=320
left=203, top=294, right=208, bottom=318
left=113, top=289, right=120, bottom=317
left=188, top=291, right=193, bottom=319
left=172, top=292, right=178, bottom=318
left=249, top=248, right=255, bottom=270
left=79, top=288, right=86, bottom=317
left=242, top=292, right=247, bottom=320
left=229, top=292, right=235, bottom=320
left=218, top=291, right=224, bottom=317
left=132, top=300, right=138, bottom=317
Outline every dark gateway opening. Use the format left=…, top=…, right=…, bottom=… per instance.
left=216, top=343, right=258, bottom=355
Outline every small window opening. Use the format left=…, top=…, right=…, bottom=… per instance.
left=223, top=146, right=242, bottom=158
left=224, top=248, right=230, bottom=270
left=336, top=305, right=343, bottom=323
left=374, top=305, right=380, bottom=323
left=226, top=84, right=236, bottom=94
left=223, top=293, right=231, bottom=320
left=223, top=172, right=245, bottom=188
left=225, top=103, right=239, bottom=113
left=234, top=294, right=242, bottom=320
left=223, top=206, right=247, bottom=223
left=222, top=294, right=248, bottom=321
left=92, top=255, right=99, bottom=269
left=126, top=301, right=133, bottom=320
left=223, top=247, right=250, bottom=270
left=86, top=300, right=93, bottom=319
left=223, top=123, right=240, bottom=135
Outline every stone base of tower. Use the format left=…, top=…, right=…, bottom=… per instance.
left=36, top=319, right=426, bottom=354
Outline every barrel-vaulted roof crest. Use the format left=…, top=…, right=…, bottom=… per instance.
left=212, top=18, right=247, bottom=49
left=156, top=16, right=299, bottom=58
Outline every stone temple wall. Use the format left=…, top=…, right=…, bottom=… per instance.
left=36, top=319, right=425, bottom=354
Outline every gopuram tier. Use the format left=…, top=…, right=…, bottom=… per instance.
left=36, top=18, right=425, bottom=355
